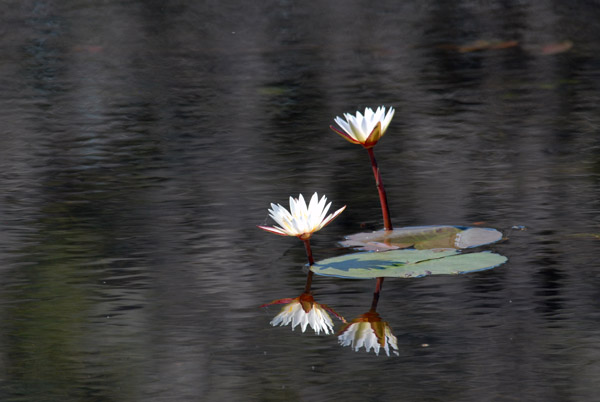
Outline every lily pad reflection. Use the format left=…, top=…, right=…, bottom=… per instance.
left=340, top=225, right=503, bottom=251
left=311, top=249, right=508, bottom=279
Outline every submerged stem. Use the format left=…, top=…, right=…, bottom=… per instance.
left=304, top=271, right=314, bottom=294
left=302, top=239, right=315, bottom=293
left=367, top=148, right=393, bottom=231
left=370, top=277, right=384, bottom=310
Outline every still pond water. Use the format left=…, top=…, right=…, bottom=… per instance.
left=1, top=1, right=600, bottom=401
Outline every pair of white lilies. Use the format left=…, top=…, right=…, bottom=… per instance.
left=258, top=106, right=395, bottom=244
left=257, top=106, right=398, bottom=356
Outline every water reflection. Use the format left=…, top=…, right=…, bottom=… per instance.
left=257, top=192, right=347, bottom=334
left=262, top=270, right=400, bottom=357
left=337, top=278, right=400, bottom=357
left=338, top=310, right=399, bottom=357
left=262, top=271, right=345, bottom=335
left=1, top=0, right=600, bottom=400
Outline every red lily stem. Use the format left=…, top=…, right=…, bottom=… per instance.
left=304, top=271, right=314, bottom=294
left=302, top=239, right=315, bottom=265
left=375, top=276, right=384, bottom=294
left=370, top=277, right=384, bottom=310
left=302, top=239, right=315, bottom=293
left=366, top=148, right=393, bottom=231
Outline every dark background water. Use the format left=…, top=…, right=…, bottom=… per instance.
left=1, top=1, right=599, bottom=401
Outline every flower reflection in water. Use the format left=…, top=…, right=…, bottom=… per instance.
left=258, top=191, right=346, bottom=336
left=338, top=310, right=399, bottom=356
left=338, top=277, right=399, bottom=356
left=261, top=291, right=345, bottom=335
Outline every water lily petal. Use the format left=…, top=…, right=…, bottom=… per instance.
left=382, top=107, right=395, bottom=132
left=257, top=225, right=289, bottom=236
left=330, top=125, right=362, bottom=144
left=319, top=205, right=347, bottom=231
left=364, top=122, right=382, bottom=148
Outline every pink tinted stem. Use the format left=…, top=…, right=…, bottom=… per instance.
left=302, top=239, right=315, bottom=293
left=367, top=148, right=393, bottom=231
left=370, top=277, right=384, bottom=310
left=303, top=239, right=315, bottom=265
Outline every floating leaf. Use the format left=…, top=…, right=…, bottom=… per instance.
left=311, top=249, right=508, bottom=279
left=340, top=226, right=503, bottom=251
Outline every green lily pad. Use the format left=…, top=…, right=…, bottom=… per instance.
left=340, top=226, right=503, bottom=251
left=310, top=249, right=508, bottom=279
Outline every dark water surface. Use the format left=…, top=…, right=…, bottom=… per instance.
left=1, top=1, right=600, bottom=401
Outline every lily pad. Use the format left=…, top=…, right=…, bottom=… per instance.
left=339, top=225, right=503, bottom=251
left=310, top=249, right=508, bottom=279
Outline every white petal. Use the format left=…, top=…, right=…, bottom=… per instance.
left=290, top=305, right=304, bottom=330
left=316, top=201, right=332, bottom=229
left=358, top=112, right=371, bottom=137
left=334, top=116, right=353, bottom=136
left=382, top=107, right=395, bottom=132
left=320, top=205, right=346, bottom=228
left=296, top=194, right=308, bottom=220
left=308, top=192, right=320, bottom=218
left=289, top=196, right=300, bottom=218
left=348, top=116, right=367, bottom=142
left=257, top=225, right=288, bottom=236
left=306, top=309, right=321, bottom=334
left=261, top=193, right=343, bottom=238
left=373, top=106, right=385, bottom=124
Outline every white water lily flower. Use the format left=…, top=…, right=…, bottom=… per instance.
left=338, top=311, right=399, bottom=356
left=331, top=106, right=395, bottom=148
left=269, top=294, right=335, bottom=335
left=258, top=193, right=346, bottom=240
